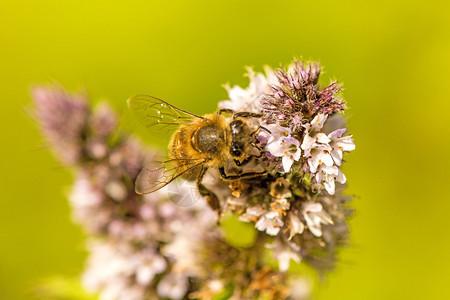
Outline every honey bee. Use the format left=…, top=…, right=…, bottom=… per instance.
left=128, top=95, right=268, bottom=213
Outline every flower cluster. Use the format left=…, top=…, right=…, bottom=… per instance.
left=217, top=60, right=355, bottom=272
left=33, top=86, right=308, bottom=299
left=261, top=60, right=345, bottom=127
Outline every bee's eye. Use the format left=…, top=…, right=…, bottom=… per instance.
left=230, top=144, right=242, bottom=157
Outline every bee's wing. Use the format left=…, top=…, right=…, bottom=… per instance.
left=128, top=95, right=203, bottom=131
left=135, top=157, right=205, bottom=195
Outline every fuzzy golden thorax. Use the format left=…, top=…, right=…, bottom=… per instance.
left=169, top=113, right=230, bottom=177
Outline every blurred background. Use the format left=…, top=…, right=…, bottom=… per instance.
left=1, top=0, right=449, bottom=299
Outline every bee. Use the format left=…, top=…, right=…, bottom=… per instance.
left=127, top=95, right=268, bottom=213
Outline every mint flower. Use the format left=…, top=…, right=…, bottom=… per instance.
left=315, top=165, right=346, bottom=195
left=265, top=126, right=302, bottom=172
left=215, top=59, right=355, bottom=273
left=156, top=274, right=189, bottom=300
left=261, top=60, right=345, bottom=126
left=255, top=210, right=284, bottom=236
left=300, top=113, right=354, bottom=194
left=287, top=213, right=305, bottom=240
left=238, top=205, right=265, bottom=223
left=302, top=202, right=333, bottom=237
left=33, top=86, right=88, bottom=164
left=329, top=128, right=355, bottom=166
left=218, top=67, right=276, bottom=113
left=269, top=238, right=302, bottom=272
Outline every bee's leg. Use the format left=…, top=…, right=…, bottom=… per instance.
left=250, top=125, right=271, bottom=136
left=217, top=108, right=235, bottom=115
left=234, top=158, right=249, bottom=167
left=234, top=143, right=266, bottom=167
left=234, top=154, right=259, bottom=167
left=233, top=112, right=263, bottom=118
left=219, top=166, right=267, bottom=180
left=197, top=166, right=221, bottom=215
left=250, top=142, right=264, bottom=155
left=249, top=126, right=270, bottom=154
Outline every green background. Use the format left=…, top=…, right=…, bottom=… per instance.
left=1, top=0, right=449, bottom=299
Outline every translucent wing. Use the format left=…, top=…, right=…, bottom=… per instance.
left=135, top=157, right=205, bottom=194
left=127, top=95, right=203, bottom=131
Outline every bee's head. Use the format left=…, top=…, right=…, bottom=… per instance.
left=229, top=119, right=251, bottom=158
